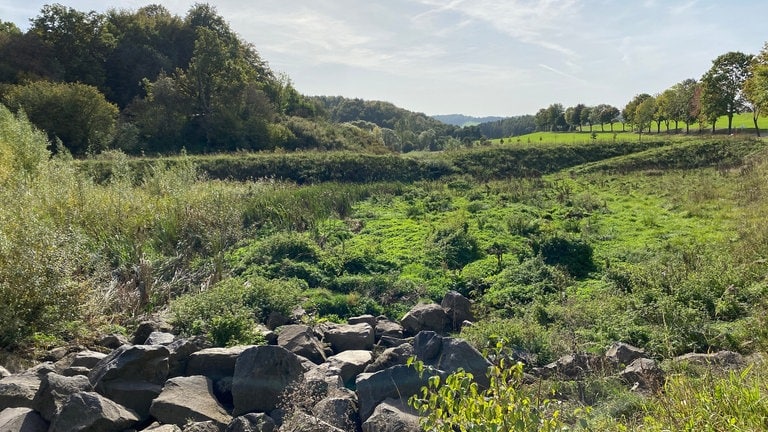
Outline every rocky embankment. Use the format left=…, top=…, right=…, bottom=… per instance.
left=0, top=291, right=746, bottom=432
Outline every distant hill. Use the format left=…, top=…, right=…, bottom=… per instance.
left=432, top=114, right=505, bottom=127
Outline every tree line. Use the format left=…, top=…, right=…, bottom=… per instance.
left=0, top=4, right=480, bottom=157
left=533, top=48, right=768, bottom=137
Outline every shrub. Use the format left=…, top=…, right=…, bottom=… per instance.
left=426, top=220, right=482, bottom=271
left=533, top=234, right=596, bottom=278
left=408, top=357, right=566, bottom=431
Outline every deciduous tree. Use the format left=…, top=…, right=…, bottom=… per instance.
left=700, top=51, right=753, bottom=134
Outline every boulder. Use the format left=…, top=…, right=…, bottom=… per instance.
left=69, top=350, right=108, bottom=370
left=225, top=413, right=276, bottom=432
left=88, top=344, right=170, bottom=420
left=312, top=389, right=359, bottom=431
left=361, top=398, right=420, bottom=432
left=413, top=331, right=491, bottom=388
left=364, top=344, right=413, bottom=373
left=0, top=372, right=42, bottom=410
left=605, top=342, right=646, bottom=366
left=150, top=375, right=232, bottom=429
left=97, top=333, right=129, bottom=350
left=49, top=391, right=139, bottom=432
left=187, top=346, right=248, bottom=381
left=280, top=411, right=345, bottom=432
left=145, top=331, right=176, bottom=345
left=673, top=351, right=744, bottom=368
left=324, top=324, right=375, bottom=353
left=441, top=291, right=474, bottom=331
left=400, top=303, right=449, bottom=336
left=355, top=365, right=433, bottom=421
left=232, top=346, right=305, bottom=415
left=304, top=365, right=344, bottom=399
left=182, top=421, right=220, bottom=432
left=32, top=372, right=92, bottom=422
left=132, top=320, right=172, bottom=345
left=620, top=358, right=664, bottom=391
left=348, top=315, right=377, bottom=328
left=374, top=318, right=404, bottom=340
left=0, top=368, right=9, bottom=379
left=0, top=407, right=48, bottom=432
left=167, top=336, right=207, bottom=378
left=276, top=325, right=326, bottom=365
left=325, top=350, right=373, bottom=386
left=143, top=424, right=183, bottom=432
left=534, top=353, right=601, bottom=380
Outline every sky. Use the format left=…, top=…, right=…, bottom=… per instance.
left=1, top=0, right=766, bottom=117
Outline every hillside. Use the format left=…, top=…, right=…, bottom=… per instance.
left=432, top=114, right=505, bottom=127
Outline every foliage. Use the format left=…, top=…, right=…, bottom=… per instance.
left=408, top=356, right=568, bottom=431
left=2, top=81, right=118, bottom=155
left=700, top=51, right=753, bottom=134
left=533, top=234, right=596, bottom=278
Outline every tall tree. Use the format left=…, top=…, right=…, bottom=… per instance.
left=668, top=78, right=698, bottom=134
left=700, top=51, right=753, bottom=134
left=623, top=94, right=651, bottom=132
left=635, top=97, right=656, bottom=137
left=29, top=4, right=115, bottom=87
left=743, top=43, right=768, bottom=137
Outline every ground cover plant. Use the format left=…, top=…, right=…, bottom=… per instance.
left=3, top=104, right=768, bottom=428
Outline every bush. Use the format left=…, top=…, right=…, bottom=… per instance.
left=426, top=220, right=482, bottom=271
left=533, top=234, right=596, bottom=278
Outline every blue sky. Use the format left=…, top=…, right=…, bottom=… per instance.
left=2, top=0, right=766, bottom=117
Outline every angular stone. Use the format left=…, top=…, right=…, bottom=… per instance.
left=0, top=407, right=48, bottom=432
left=355, top=365, right=433, bottom=421
left=364, top=344, right=414, bottom=374
left=145, top=331, right=176, bottom=345
left=605, top=342, right=646, bottom=366
left=69, top=351, right=108, bottom=370
left=348, top=315, right=377, bottom=328
left=167, top=337, right=207, bottom=378
left=361, top=398, right=420, bottom=432
left=187, top=346, right=249, bottom=381
left=620, top=358, right=664, bottom=390
left=414, top=333, right=491, bottom=388
left=225, top=412, right=276, bottom=432
left=280, top=411, right=345, bottom=432
left=441, top=291, right=474, bottom=331
left=132, top=320, right=171, bottom=345
left=374, top=318, right=403, bottom=341
left=400, top=303, right=450, bottom=336
left=673, top=351, right=744, bottom=368
left=0, top=368, right=9, bottom=379
left=324, top=324, right=375, bottom=353
left=97, top=333, right=129, bottom=350
left=32, top=372, right=92, bottom=421
left=304, top=365, right=344, bottom=399
left=150, top=375, right=232, bottom=429
left=182, top=420, right=220, bottom=432
left=232, top=346, right=305, bottom=415
left=49, top=391, right=139, bottom=432
left=312, top=390, right=359, bottom=431
left=0, top=373, right=41, bottom=410
left=325, top=350, right=373, bottom=386
left=88, top=344, right=169, bottom=419
left=276, top=325, right=326, bottom=365
left=144, top=424, right=183, bottom=432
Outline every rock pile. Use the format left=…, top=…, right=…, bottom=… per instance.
left=0, top=292, right=476, bottom=432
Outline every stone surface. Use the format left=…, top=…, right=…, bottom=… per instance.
left=225, top=413, right=276, bottom=432
left=186, top=346, right=248, bottom=381
left=280, top=411, right=345, bottom=432
left=150, top=375, right=232, bottom=429
left=276, top=325, right=326, bottom=365
left=132, top=320, right=171, bottom=345
left=348, top=315, right=377, bottom=328
left=355, top=365, right=432, bottom=421
left=232, top=346, right=305, bottom=415
left=49, top=391, right=139, bottom=432
left=413, top=331, right=491, bottom=388
left=374, top=318, right=404, bottom=341
left=0, top=407, right=48, bottom=432
left=535, top=353, right=602, bottom=380
left=312, top=390, right=360, bottom=431
left=620, top=358, right=664, bottom=390
left=325, top=350, right=373, bottom=386
left=88, top=344, right=170, bottom=419
left=97, top=333, right=130, bottom=350
left=145, top=331, right=176, bottom=345
left=304, top=365, right=344, bottom=399
left=605, top=342, right=646, bottom=366
left=400, top=303, right=450, bottom=336
left=144, top=424, right=183, bottom=432
left=0, top=373, right=41, bottom=410
left=361, top=398, right=420, bottom=432
left=182, top=420, right=220, bottom=432
left=32, top=372, right=92, bottom=421
left=0, top=368, right=9, bottom=379
left=324, top=324, right=375, bottom=353
left=364, top=344, right=413, bottom=374
left=441, top=291, right=474, bottom=331
left=69, top=351, right=108, bottom=370
left=167, top=337, right=207, bottom=378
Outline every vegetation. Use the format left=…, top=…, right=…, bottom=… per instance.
left=4, top=4, right=768, bottom=430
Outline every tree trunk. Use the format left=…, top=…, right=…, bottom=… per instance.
left=711, top=121, right=716, bottom=134
left=685, top=122, right=690, bottom=134
left=727, top=113, right=734, bottom=134
left=601, top=123, right=605, bottom=132
left=610, top=122, right=614, bottom=132
left=754, top=116, right=761, bottom=137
